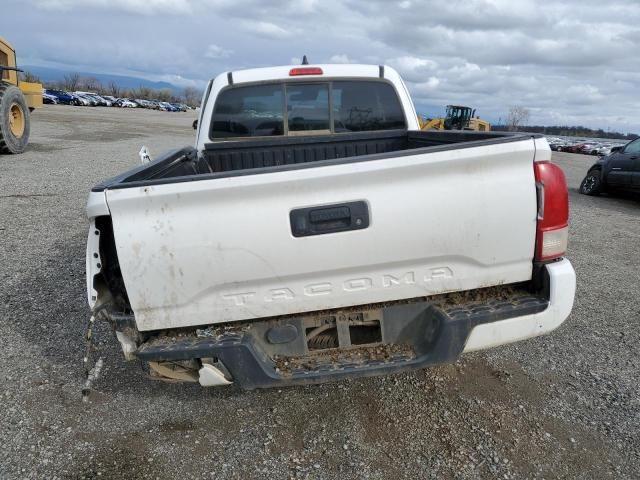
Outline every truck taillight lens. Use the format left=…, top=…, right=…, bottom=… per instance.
left=289, top=67, right=323, bottom=76
left=534, top=161, right=569, bottom=261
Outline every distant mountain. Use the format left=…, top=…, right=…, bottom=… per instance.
left=23, top=65, right=180, bottom=93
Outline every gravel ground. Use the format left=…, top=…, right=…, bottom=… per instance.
left=1, top=106, right=638, bottom=479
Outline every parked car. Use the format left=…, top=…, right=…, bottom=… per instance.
left=73, top=95, right=92, bottom=106
left=580, top=138, right=640, bottom=195
left=577, top=143, right=599, bottom=155
left=115, top=98, right=138, bottom=108
left=42, top=92, right=58, bottom=104
left=44, top=89, right=76, bottom=105
left=171, top=103, right=188, bottom=112
left=561, top=142, right=587, bottom=153
left=597, top=144, right=626, bottom=157
left=77, top=92, right=110, bottom=107
left=133, top=99, right=151, bottom=108
left=160, top=101, right=178, bottom=112
left=73, top=93, right=98, bottom=106
left=83, top=95, right=98, bottom=106
left=75, top=92, right=97, bottom=105
left=87, top=95, right=103, bottom=106
left=86, top=63, right=575, bottom=390
left=92, top=94, right=112, bottom=107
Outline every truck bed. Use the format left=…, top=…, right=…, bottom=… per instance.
left=92, top=130, right=536, bottom=190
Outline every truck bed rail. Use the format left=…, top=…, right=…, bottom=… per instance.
left=92, top=130, right=538, bottom=191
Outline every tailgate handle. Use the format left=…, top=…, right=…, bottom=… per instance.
left=290, top=201, right=369, bottom=237
left=309, top=206, right=350, bottom=223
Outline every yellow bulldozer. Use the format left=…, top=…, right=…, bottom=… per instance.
left=420, top=105, right=491, bottom=132
left=0, top=36, right=43, bottom=154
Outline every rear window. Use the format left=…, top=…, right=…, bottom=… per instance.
left=210, top=80, right=405, bottom=139
left=287, top=84, right=330, bottom=133
left=212, top=84, right=285, bottom=138
left=332, top=81, right=406, bottom=132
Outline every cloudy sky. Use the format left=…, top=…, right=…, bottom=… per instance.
left=3, top=0, right=639, bottom=131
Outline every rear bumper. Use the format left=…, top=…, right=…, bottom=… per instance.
left=463, top=258, right=575, bottom=352
left=131, top=259, right=575, bottom=389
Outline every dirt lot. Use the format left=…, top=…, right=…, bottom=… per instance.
left=1, top=106, right=638, bottom=479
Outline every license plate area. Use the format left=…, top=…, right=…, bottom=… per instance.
left=304, top=311, right=383, bottom=351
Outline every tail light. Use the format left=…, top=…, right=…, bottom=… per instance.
left=289, top=67, right=323, bottom=76
left=534, top=161, right=569, bottom=261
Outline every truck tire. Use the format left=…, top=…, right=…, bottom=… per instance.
left=0, top=83, right=31, bottom=154
left=579, top=169, right=602, bottom=196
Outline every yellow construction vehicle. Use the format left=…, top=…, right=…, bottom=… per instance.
left=0, top=36, right=43, bottom=154
left=419, top=105, right=490, bottom=132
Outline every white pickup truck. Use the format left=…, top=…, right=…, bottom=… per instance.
left=86, top=63, right=575, bottom=389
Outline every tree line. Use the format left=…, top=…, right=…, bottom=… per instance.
left=499, top=106, right=638, bottom=140
left=493, top=123, right=639, bottom=140
left=21, top=71, right=202, bottom=107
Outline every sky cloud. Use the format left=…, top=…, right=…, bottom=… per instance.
left=329, top=54, right=352, bottom=64
left=33, top=0, right=193, bottom=14
left=242, top=20, right=292, bottom=39
left=204, top=44, right=231, bottom=59
left=4, top=0, right=640, bottom=132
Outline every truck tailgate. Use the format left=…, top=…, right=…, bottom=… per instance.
left=105, top=138, right=538, bottom=331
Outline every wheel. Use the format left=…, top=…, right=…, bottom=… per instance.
left=0, top=83, right=31, bottom=154
left=579, top=169, right=602, bottom=196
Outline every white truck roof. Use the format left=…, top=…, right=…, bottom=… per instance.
left=229, top=64, right=390, bottom=83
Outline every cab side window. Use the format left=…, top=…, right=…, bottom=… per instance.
left=0, top=50, right=8, bottom=80
left=623, top=138, right=640, bottom=154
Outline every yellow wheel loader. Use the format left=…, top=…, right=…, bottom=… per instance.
left=419, top=105, right=490, bottom=132
left=0, top=36, right=43, bottom=154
